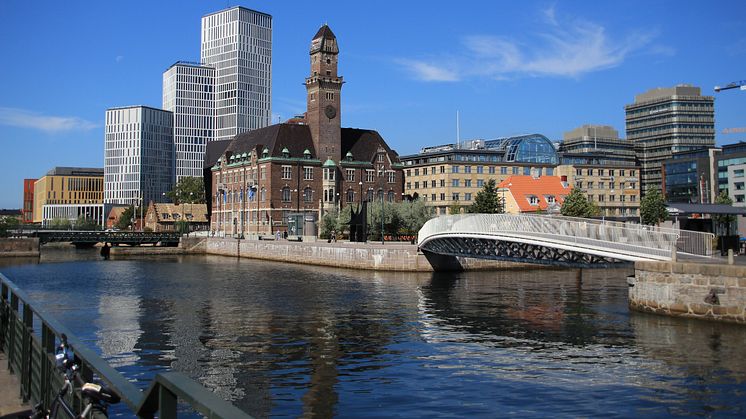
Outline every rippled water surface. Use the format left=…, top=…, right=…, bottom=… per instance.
left=2, top=249, right=746, bottom=418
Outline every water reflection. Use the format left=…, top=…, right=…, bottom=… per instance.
left=2, top=251, right=745, bottom=417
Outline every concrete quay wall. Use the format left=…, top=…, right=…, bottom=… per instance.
left=630, top=261, right=746, bottom=324
left=202, top=237, right=533, bottom=272
left=0, top=238, right=39, bottom=257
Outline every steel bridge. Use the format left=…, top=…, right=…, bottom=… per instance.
left=417, top=214, right=714, bottom=269
left=30, top=231, right=182, bottom=247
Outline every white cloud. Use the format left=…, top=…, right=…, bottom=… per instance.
left=0, top=107, right=98, bottom=133
left=115, top=55, right=125, bottom=63
left=396, top=58, right=460, bottom=82
left=397, top=7, right=664, bottom=81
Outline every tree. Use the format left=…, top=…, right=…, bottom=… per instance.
left=639, top=187, right=668, bottom=225
left=115, top=206, right=135, bottom=230
left=0, top=216, right=20, bottom=237
left=714, top=191, right=736, bottom=235
left=448, top=203, right=463, bottom=215
left=470, top=179, right=502, bottom=214
left=560, top=188, right=599, bottom=218
left=166, top=176, right=205, bottom=204
left=75, top=215, right=100, bottom=231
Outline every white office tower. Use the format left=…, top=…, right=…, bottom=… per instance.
left=104, top=106, right=174, bottom=205
left=201, top=6, right=272, bottom=141
left=163, top=62, right=215, bottom=181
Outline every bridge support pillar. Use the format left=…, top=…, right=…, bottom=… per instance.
left=422, top=250, right=464, bottom=272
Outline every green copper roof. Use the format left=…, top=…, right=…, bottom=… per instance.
left=323, top=158, right=336, bottom=167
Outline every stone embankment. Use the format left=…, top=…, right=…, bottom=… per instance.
left=0, top=238, right=39, bottom=257
left=192, top=237, right=533, bottom=272
left=630, top=261, right=746, bottom=324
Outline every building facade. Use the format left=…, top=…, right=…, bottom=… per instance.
left=400, top=135, right=559, bottom=215
left=104, top=106, right=174, bottom=206
left=555, top=163, right=640, bottom=217
left=209, top=25, right=403, bottom=237
left=163, top=62, right=215, bottom=181
left=717, top=142, right=746, bottom=205
left=32, top=167, right=104, bottom=223
left=662, top=148, right=720, bottom=204
left=625, top=85, right=715, bottom=194
left=497, top=176, right=569, bottom=214
left=201, top=6, right=272, bottom=141
left=144, top=202, right=208, bottom=232
left=22, top=179, right=36, bottom=223
left=560, top=124, right=635, bottom=164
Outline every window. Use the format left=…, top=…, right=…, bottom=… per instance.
left=527, top=195, right=539, bottom=205
left=304, top=188, right=313, bottom=202
left=598, top=169, right=605, bottom=176
left=304, top=167, right=313, bottom=180
left=260, top=188, right=266, bottom=202
left=598, top=194, right=605, bottom=202
left=452, top=193, right=460, bottom=201
left=464, top=179, right=472, bottom=187
left=440, top=179, right=445, bottom=187
left=367, top=190, right=374, bottom=202
left=347, top=189, right=355, bottom=203
left=477, top=166, right=483, bottom=174
left=501, top=167, right=507, bottom=175
left=587, top=169, right=594, bottom=176
left=387, top=191, right=395, bottom=202
left=452, top=179, right=460, bottom=187
left=546, top=167, right=554, bottom=176
left=576, top=169, right=583, bottom=176
left=414, top=182, right=419, bottom=189
left=366, top=170, right=375, bottom=182
left=282, top=166, right=292, bottom=180
left=465, top=193, right=472, bottom=201
left=609, top=170, right=615, bottom=176
left=477, top=179, right=484, bottom=187
left=431, top=180, right=436, bottom=188
left=464, top=166, right=472, bottom=174
left=414, top=168, right=420, bottom=176
left=406, top=182, right=411, bottom=190
left=489, top=167, right=496, bottom=174
left=440, top=166, right=445, bottom=174
left=512, top=167, right=519, bottom=174
left=452, top=166, right=460, bottom=173
left=545, top=195, right=555, bottom=203
left=599, top=182, right=605, bottom=189
left=523, top=167, right=531, bottom=175
left=440, top=193, right=445, bottom=201
left=378, top=153, right=385, bottom=162
left=735, top=169, right=745, bottom=178
left=282, top=187, right=291, bottom=202
left=346, top=169, right=355, bottom=182
left=261, top=167, right=266, bottom=180
left=388, top=171, right=396, bottom=183
left=587, top=181, right=594, bottom=189
left=609, top=194, right=615, bottom=202
left=431, top=194, right=437, bottom=201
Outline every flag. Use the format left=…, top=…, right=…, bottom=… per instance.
left=223, top=191, right=226, bottom=204
left=248, top=187, right=255, bottom=201
left=239, top=189, right=243, bottom=202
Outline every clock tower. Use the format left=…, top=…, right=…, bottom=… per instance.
left=305, top=25, right=343, bottom=163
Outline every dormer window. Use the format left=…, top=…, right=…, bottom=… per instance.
left=262, top=148, right=269, bottom=158
left=282, top=147, right=290, bottom=158
left=345, top=151, right=353, bottom=161
left=527, top=195, right=539, bottom=206
left=303, top=149, right=311, bottom=159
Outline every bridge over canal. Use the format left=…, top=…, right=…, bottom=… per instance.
left=417, top=214, right=714, bottom=270
left=29, top=231, right=182, bottom=247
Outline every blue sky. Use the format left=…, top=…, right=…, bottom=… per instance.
left=1, top=0, right=745, bottom=209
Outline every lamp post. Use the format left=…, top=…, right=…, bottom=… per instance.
left=188, top=192, right=193, bottom=237
left=381, top=190, right=385, bottom=245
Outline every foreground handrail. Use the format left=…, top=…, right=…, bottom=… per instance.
left=0, top=273, right=252, bottom=419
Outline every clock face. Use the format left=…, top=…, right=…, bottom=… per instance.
left=324, top=104, right=337, bottom=119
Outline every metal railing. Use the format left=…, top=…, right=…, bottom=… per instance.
left=418, top=214, right=714, bottom=260
left=0, top=273, right=252, bottom=419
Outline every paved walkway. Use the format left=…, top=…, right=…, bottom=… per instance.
left=0, top=353, right=29, bottom=419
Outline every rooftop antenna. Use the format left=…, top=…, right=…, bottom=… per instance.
left=456, top=110, right=460, bottom=149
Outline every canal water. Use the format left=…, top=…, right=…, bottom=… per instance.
left=2, top=249, right=745, bottom=418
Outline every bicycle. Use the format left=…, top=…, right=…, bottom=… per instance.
left=30, top=334, right=121, bottom=419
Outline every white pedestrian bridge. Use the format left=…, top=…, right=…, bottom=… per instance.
left=417, top=214, right=714, bottom=268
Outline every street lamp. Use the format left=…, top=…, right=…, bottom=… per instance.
left=381, top=189, right=385, bottom=245
left=188, top=192, right=193, bottom=237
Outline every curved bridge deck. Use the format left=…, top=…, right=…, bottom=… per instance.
left=418, top=214, right=714, bottom=268
left=31, top=231, right=182, bottom=246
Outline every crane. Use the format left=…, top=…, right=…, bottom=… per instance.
left=714, top=80, right=746, bottom=92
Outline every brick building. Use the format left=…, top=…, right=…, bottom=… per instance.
left=22, top=179, right=36, bottom=223
left=209, top=25, right=403, bottom=237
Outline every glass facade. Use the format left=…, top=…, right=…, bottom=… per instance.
left=665, top=160, right=700, bottom=203
left=484, top=134, right=559, bottom=164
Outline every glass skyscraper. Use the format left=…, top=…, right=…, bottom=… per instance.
left=201, top=6, right=272, bottom=142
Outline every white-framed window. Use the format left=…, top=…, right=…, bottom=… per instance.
left=545, top=195, right=555, bottom=204
left=346, top=169, right=355, bottom=182
left=304, top=167, right=313, bottom=181
left=527, top=195, right=539, bottom=205
left=282, top=187, right=291, bottom=202
left=304, top=187, right=313, bottom=202
left=282, top=166, right=292, bottom=180
left=366, top=170, right=375, bottom=182
left=388, top=171, right=395, bottom=183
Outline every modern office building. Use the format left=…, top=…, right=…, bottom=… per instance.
left=625, top=84, right=715, bottom=194
left=208, top=25, right=403, bottom=237
left=163, top=61, right=215, bottom=181
left=201, top=6, right=272, bottom=141
left=32, top=167, right=104, bottom=224
left=560, top=124, right=635, bottom=164
left=22, top=179, right=36, bottom=223
left=104, top=106, right=174, bottom=206
left=662, top=148, right=720, bottom=204
left=716, top=142, right=746, bottom=204
left=400, top=134, right=559, bottom=215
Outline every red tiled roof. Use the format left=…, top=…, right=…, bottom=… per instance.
left=498, top=176, right=569, bottom=212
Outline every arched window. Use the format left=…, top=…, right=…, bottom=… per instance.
left=377, top=189, right=383, bottom=201
left=367, top=189, right=374, bottom=202
left=260, top=187, right=266, bottom=202
left=282, top=187, right=291, bottom=202
left=387, top=191, right=395, bottom=203
left=347, top=189, right=355, bottom=203
left=304, top=188, right=313, bottom=202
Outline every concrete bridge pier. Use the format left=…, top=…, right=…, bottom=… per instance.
left=422, top=250, right=464, bottom=272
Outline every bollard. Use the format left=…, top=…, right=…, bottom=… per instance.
left=671, top=244, right=677, bottom=263
left=728, top=248, right=734, bottom=265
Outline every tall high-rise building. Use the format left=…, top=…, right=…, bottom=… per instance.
left=163, top=61, right=215, bottom=181
left=104, top=106, right=174, bottom=205
left=625, top=84, right=715, bottom=194
left=560, top=124, right=636, bottom=163
left=201, top=6, right=272, bottom=142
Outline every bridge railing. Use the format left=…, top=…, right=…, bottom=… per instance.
left=521, top=214, right=714, bottom=257
left=0, top=273, right=252, bottom=419
left=418, top=214, right=713, bottom=259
